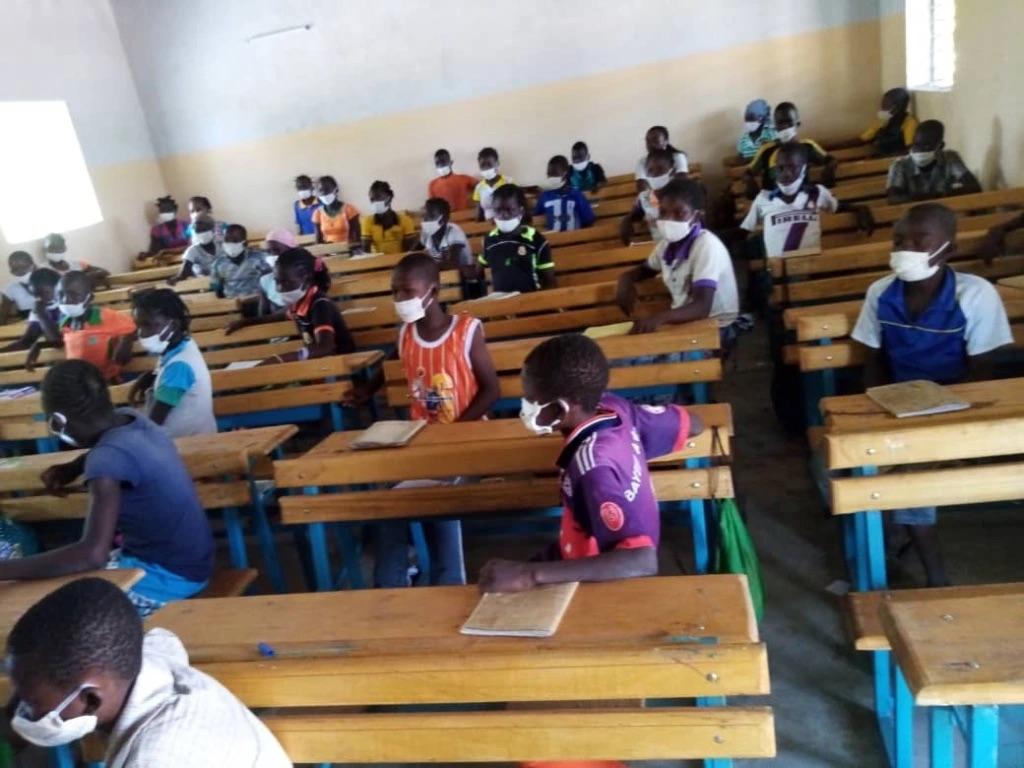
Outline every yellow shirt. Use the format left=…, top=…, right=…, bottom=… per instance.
left=860, top=114, right=918, bottom=148
left=361, top=211, right=417, bottom=255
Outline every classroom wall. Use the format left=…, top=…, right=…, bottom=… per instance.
left=109, top=0, right=885, bottom=237
left=0, top=0, right=167, bottom=271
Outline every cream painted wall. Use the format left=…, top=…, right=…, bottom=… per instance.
left=0, top=0, right=166, bottom=270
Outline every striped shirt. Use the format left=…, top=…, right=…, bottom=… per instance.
left=399, top=313, right=481, bottom=424
left=737, top=124, right=779, bottom=160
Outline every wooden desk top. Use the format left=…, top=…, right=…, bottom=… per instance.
left=881, top=593, right=1024, bottom=706
left=998, top=274, right=1024, bottom=291
left=149, top=575, right=757, bottom=664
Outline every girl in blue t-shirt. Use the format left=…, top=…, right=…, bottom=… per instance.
left=293, top=174, right=320, bottom=235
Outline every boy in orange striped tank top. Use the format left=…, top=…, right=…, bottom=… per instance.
left=375, top=253, right=500, bottom=587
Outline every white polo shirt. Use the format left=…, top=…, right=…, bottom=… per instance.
left=645, top=230, right=739, bottom=328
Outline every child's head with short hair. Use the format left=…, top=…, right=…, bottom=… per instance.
left=224, top=223, right=248, bottom=253
left=188, top=196, right=212, bottom=218
left=43, top=234, right=67, bottom=258
left=775, top=142, right=810, bottom=188
left=424, top=197, right=451, bottom=227
left=276, top=246, right=329, bottom=296
left=645, top=125, right=671, bottom=154
left=56, top=270, right=93, bottom=314
left=294, top=175, right=313, bottom=195
left=644, top=148, right=676, bottom=186
left=893, top=202, right=956, bottom=261
left=316, top=175, right=339, bottom=202
left=744, top=99, right=771, bottom=128
left=7, top=577, right=143, bottom=745
left=478, top=147, right=500, bottom=178
left=192, top=214, right=215, bottom=241
left=434, top=149, right=452, bottom=173
left=8, top=250, right=34, bottom=278
left=546, top=155, right=570, bottom=187
left=132, top=287, right=192, bottom=348
left=369, top=180, right=394, bottom=208
left=155, top=195, right=178, bottom=219
left=656, top=177, right=705, bottom=223
left=29, top=267, right=61, bottom=304
left=491, top=184, right=528, bottom=230
left=881, top=87, right=911, bottom=118
left=773, top=102, right=801, bottom=140
left=571, top=141, right=590, bottom=168
left=521, top=334, right=610, bottom=433
left=41, top=359, right=114, bottom=447
left=392, top=252, right=441, bottom=309
left=912, top=120, right=945, bottom=153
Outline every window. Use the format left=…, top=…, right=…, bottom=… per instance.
left=0, top=101, right=102, bottom=244
left=906, top=0, right=956, bottom=91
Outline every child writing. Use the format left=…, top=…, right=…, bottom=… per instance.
left=0, top=360, right=215, bottom=615
left=736, top=99, right=778, bottom=161
left=479, top=184, right=556, bottom=293
left=535, top=155, right=596, bottom=232
left=128, top=289, right=216, bottom=438
left=42, top=234, right=110, bottom=287
left=362, top=180, right=419, bottom=255
left=5, top=578, right=291, bottom=765
left=473, top=147, right=513, bottom=221
left=312, top=175, right=362, bottom=247
left=293, top=173, right=320, bottom=235
left=375, top=253, right=500, bottom=587
left=620, top=148, right=675, bottom=245
left=26, top=271, right=136, bottom=381
left=634, top=126, right=688, bottom=193
left=168, top=215, right=222, bottom=284
left=429, top=149, right=478, bottom=212
left=886, top=120, right=981, bottom=204
left=211, top=224, right=271, bottom=299
left=745, top=102, right=836, bottom=196
left=857, top=87, right=918, bottom=156
left=2, top=250, right=38, bottom=319
left=479, top=333, right=704, bottom=592
left=568, top=141, right=607, bottom=192
left=140, top=196, right=190, bottom=259
left=617, top=178, right=739, bottom=341
left=0, top=268, right=60, bottom=353
left=851, top=203, right=1012, bottom=586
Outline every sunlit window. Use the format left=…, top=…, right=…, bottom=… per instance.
left=906, top=0, right=956, bottom=91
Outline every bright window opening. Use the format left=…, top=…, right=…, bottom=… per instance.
left=906, top=0, right=956, bottom=91
left=0, top=101, right=102, bottom=244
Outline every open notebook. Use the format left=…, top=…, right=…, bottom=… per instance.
left=866, top=380, right=971, bottom=418
left=350, top=419, right=426, bottom=449
left=460, top=582, right=579, bottom=638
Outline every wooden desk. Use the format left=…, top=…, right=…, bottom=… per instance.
left=998, top=274, right=1024, bottom=291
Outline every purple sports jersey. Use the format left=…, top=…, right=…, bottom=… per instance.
left=555, top=393, right=691, bottom=560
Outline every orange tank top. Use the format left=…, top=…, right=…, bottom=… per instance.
left=399, top=313, right=481, bottom=424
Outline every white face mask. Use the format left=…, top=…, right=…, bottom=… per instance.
left=495, top=216, right=522, bottom=234
left=435, top=165, right=452, bottom=176
left=370, top=200, right=390, bottom=215
left=421, top=219, right=443, bottom=237
left=394, top=293, right=433, bottom=324
left=744, top=120, right=762, bottom=132
left=11, top=684, right=98, bottom=747
left=657, top=218, right=694, bottom=243
left=263, top=254, right=279, bottom=269
left=480, top=167, right=498, bottom=181
left=520, top=398, right=566, bottom=436
left=277, top=284, right=308, bottom=306
left=910, top=150, right=937, bottom=167
left=775, top=165, right=807, bottom=196
left=45, top=252, right=66, bottom=263
left=776, top=126, right=798, bottom=142
left=571, top=160, right=589, bottom=172
left=223, top=241, right=245, bottom=258
left=58, top=297, right=89, bottom=319
left=139, top=322, right=173, bottom=355
left=193, top=230, right=214, bottom=246
left=47, top=411, right=80, bottom=447
left=544, top=176, right=565, bottom=190
left=318, top=192, right=337, bottom=206
left=890, top=241, right=949, bottom=282
left=878, top=109, right=893, bottom=121
left=647, top=173, right=671, bottom=191
left=190, top=211, right=200, bottom=222
left=17, top=271, right=34, bottom=286
left=296, top=188, right=313, bottom=200
left=158, top=211, right=176, bottom=223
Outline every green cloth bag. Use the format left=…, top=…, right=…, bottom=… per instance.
left=714, top=498, right=765, bottom=621
left=0, top=737, right=12, bottom=768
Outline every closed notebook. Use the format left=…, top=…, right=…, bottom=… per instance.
left=866, top=380, right=971, bottom=418
left=350, top=419, right=426, bottom=449
left=460, top=582, right=579, bottom=638
left=584, top=322, right=634, bottom=339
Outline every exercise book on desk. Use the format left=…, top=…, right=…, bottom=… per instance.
left=584, top=322, right=634, bottom=339
left=350, top=419, right=426, bottom=449
left=866, top=380, right=971, bottom=418
left=223, top=360, right=260, bottom=371
left=461, top=582, right=579, bottom=638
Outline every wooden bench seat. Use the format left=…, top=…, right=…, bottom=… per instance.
left=197, top=568, right=259, bottom=598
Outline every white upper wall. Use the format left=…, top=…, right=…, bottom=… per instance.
left=111, top=0, right=882, bottom=158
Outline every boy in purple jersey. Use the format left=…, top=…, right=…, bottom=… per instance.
left=478, top=334, right=704, bottom=593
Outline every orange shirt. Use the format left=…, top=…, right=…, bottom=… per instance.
left=428, top=173, right=478, bottom=212
left=60, top=306, right=136, bottom=381
left=312, top=202, right=361, bottom=243
left=399, top=313, right=481, bottom=424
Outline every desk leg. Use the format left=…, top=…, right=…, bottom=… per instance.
left=333, top=523, right=365, bottom=589
left=222, top=507, right=249, bottom=569
left=850, top=466, right=886, bottom=591
left=930, top=707, right=953, bottom=768
left=696, top=696, right=731, bottom=768
left=968, top=705, right=999, bottom=768
left=303, top=487, right=332, bottom=592
left=248, top=460, right=286, bottom=593
left=49, top=746, right=75, bottom=768
left=894, top=665, right=913, bottom=768
left=686, top=457, right=709, bottom=574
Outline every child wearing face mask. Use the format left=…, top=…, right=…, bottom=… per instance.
left=473, top=147, right=514, bottom=222
left=210, top=224, right=271, bottom=300
left=534, top=155, right=596, bottom=232
left=568, top=141, right=607, bottom=192
left=5, top=578, right=291, bottom=764
left=850, top=203, right=1012, bottom=587
left=634, top=126, right=688, bottom=194
left=183, top=196, right=226, bottom=242
left=3, top=250, right=39, bottom=319
left=745, top=102, right=835, bottom=197
left=619, top=149, right=675, bottom=246
left=128, top=289, right=215, bottom=438
left=374, top=253, right=500, bottom=588
left=140, top=196, right=190, bottom=259
left=856, top=87, right=918, bottom=156
left=169, top=215, right=222, bottom=285
left=0, top=268, right=61, bottom=353
left=736, top=99, right=778, bottom=161
left=420, top=197, right=480, bottom=299
left=361, top=180, right=418, bottom=255
left=257, top=228, right=298, bottom=313
left=428, top=149, right=478, bottom=212
left=479, top=333, right=703, bottom=595
left=886, top=120, right=980, bottom=205
left=41, top=233, right=110, bottom=288
left=293, top=174, right=320, bottom=235
left=480, top=184, right=555, bottom=293
left=312, top=175, right=362, bottom=247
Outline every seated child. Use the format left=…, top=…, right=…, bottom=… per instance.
left=736, top=99, right=778, bottom=160
left=375, top=253, right=500, bottom=587
left=141, top=195, right=190, bottom=258
left=362, top=181, right=419, bottom=255
left=258, top=228, right=298, bottom=313
left=634, top=125, right=688, bottom=192
left=535, top=155, right=596, bottom=232
left=429, top=149, right=478, bottom=212
left=617, top=178, right=739, bottom=342
left=851, top=203, right=1012, bottom=586
left=478, top=333, right=703, bottom=592
left=473, top=147, right=513, bottom=221
left=620, top=148, right=674, bottom=245
left=5, top=578, right=291, bottom=764
left=0, top=360, right=215, bottom=615
left=26, top=271, right=136, bottom=381
left=2, top=250, right=38, bottom=319
left=183, top=196, right=226, bottom=241
left=745, top=102, right=836, bottom=196
left=312, top=175, right=362, bottom=246
left=859, top=87, right=918, bottom=156
left=0, top=268, right=61, bottom=353
left=886, top=120, right=981, bottom=204
left=568, top=141, right=607, bottom=192
left=420, top=197, right=473, bottom=268
left=169, top=215, right=223, bottom=284
left=479, top=184, right=555, bottom=293
left=293, top=173, right=320, bottom=235
left=211, top=224, right=271, bottom=299
left=129, top=289, right=216, bottom=438
left=42, top=233, right=110, bottom=287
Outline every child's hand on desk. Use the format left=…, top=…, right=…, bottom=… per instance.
left=629, top=315, right=662, bottom=335
left=40, top=461, right=81, bottom=497
left=478, top=559, right=538, bottom=593
left=224, top=318, right=250, bottom=335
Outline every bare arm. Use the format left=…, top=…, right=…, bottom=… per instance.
left=631, top=284, right=715, bottom=334
left=168, top=259, right=196, bottom=285
left=456, top=325, right=500, bottom=422
left=478, top=547, right=657, bottom=593
left=860, top=344, right=888, bottom=389
left=616, top=263, right=659, bottom=315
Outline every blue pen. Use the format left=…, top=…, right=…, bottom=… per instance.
left=257, top=642, right=276, bottom=658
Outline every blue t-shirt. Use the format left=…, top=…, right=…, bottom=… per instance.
left=83, top=410, right=214, bottom=582
left=534, top=187, right=596, bottom=232
left=294, top=199, right=320, bottom=235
